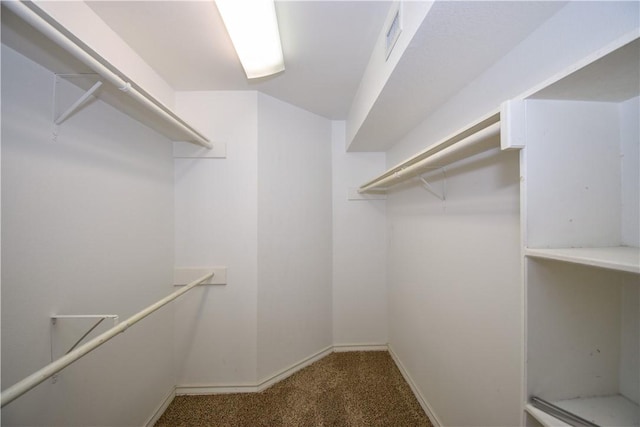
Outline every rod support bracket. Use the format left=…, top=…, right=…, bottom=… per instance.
left=52, top=74, right=103, bottom=130
left=418, top=168, right=446, bottom=200
left=50, top=314, right=119, bottom=363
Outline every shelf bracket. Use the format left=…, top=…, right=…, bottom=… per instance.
left=418, top=168, right=446, bottom=200
left=55, top=80, right=103, bottom=126
left=50, top=314, right=118, bottom=382
left=52, top=74, right=102, bottom=141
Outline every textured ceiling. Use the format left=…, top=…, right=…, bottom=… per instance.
left=86, top=1, right=566, bottom=147
left=86, top=0, right=391, bottom=119
left=348, top=0, right=567, bottom=151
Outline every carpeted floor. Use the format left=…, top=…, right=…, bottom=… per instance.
left=155, top=351, right=432, bottom=427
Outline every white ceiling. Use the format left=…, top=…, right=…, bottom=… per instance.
left=82, top=0, right=568, bottom=148
left=86, top=0, right=391, bottom=120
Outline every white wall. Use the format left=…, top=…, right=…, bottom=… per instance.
left=387, top=148, right=522, bottom=427
left=256, top=93, right=332, bottom=381
left=384, top=2, right=639, bottom=426
left=620, top=96, right=640, bottom=247
left=173, top=91, right=335, bottom=387
left=346, top=1, right=432, bottom=150
left=525, top=100, right=622, bottom=248
left=173, top=91, right=259, bottom=387
left=1, top=45, right=175, bottom=426
left=331, top=121, right=387, bottom=347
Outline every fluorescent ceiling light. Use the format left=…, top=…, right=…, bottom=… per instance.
left=215, top=0, right=285, bottom=79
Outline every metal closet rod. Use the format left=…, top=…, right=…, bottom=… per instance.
left=4, top=0, right=211, bottom=149
left=359, top=121, right=501, bottom=193
left=0, top=272, right=214, bottom=408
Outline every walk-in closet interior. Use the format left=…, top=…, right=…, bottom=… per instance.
left=1, top=1, right=638, bottom=426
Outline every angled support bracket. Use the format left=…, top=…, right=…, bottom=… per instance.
left=50, top=314, right=118, bottom=382
left=54, top=81, right=103, bottom=125
left=52, top=74, right=102, bottom=141
left=418, top=168, right=446, bottom=200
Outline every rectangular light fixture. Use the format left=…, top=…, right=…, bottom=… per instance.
left=215, top=0, right=285, bottom=79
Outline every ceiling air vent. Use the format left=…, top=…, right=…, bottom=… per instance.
left=385, top=4, right=402, bottom=61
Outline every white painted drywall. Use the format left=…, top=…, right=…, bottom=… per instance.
left=173, top=91, right=259, bottom=386
left=345, top=1, right=432, bottom=150
left=32, top=0, right=175, bottom=109
left=1, top=45, right=175, bottom=426
left=525, top=100, right=622, bottom=248
left=387, top=148, right=522, bottom=427
left=256, top=93, right=333, bottom=381
left=525, top=97, right=639, bottom=249
left=172, top=91, right=335, bottom=387
left=620, top=96, right=640, bottom=247
left=384, top=3, right=639, bottom=426
left=331, top=121, right=387, bottom=347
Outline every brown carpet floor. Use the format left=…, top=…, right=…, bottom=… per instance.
left=155, top=351, right=433, bottom=427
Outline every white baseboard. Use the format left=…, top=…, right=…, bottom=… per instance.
left=257, top=345, right=333, bottom=391
left=144, top=386, right=176, bottom=427
left=388, top=345, right=442, bottom=427
left=176, top=383, right=258, bottom=395
left=333, top=343, right=388, bottom=352
left=175, top=345, right=334, bottom=396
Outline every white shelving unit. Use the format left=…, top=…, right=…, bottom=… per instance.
left=517, top=34, right=640, bottom=427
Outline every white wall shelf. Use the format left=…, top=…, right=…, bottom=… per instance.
left=526, top=396, right=640, bottom=427
left=552, top=394, right=639, bottom=427
left=524, top=404, right=571, bottom=427
left=525, top=246, right=640, bottom=274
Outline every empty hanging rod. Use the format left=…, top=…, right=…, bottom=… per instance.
left=359, top=118, right=500, bottom=194
left=3, top=1, right=211, bottom=149
left=0, top=272, right=214, bottom=408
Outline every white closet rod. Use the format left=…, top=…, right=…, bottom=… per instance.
left=4, top=1, right=212, bottom=149
left=0, top=272, right=214, bottom=408
left=359, top=121, right=500, bottom=193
